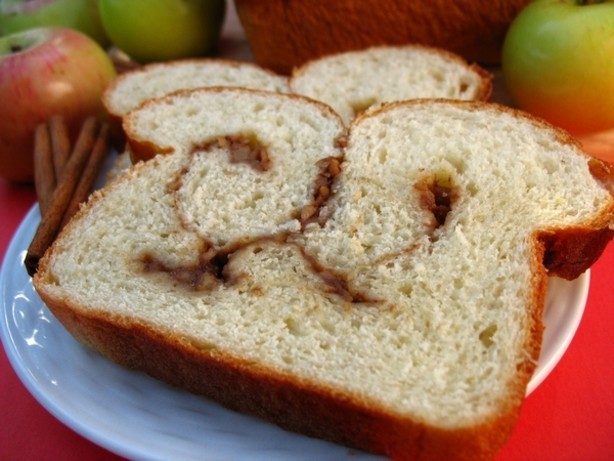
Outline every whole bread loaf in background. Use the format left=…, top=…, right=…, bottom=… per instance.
left=234, top=0, right=532, bottom=74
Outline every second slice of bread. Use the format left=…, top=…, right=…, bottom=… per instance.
left=290, top=45, right=492, bottom=124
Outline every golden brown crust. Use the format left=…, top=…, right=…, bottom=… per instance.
left=470, top=64, right=494, bottom=102
left=539, top=226, right=614, bottom=280
left=234, top=0, right=532, bottom=74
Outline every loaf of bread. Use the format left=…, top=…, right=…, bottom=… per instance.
left=234, top=0, right=532, bottom=74
left=102, top=58, right=290, bottom=144
left=290, top=45, right=492, bottom=124
left=33, top=88, right=614, bottom=461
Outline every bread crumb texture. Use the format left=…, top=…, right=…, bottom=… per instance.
left=38, top=91, right=613, bottom=436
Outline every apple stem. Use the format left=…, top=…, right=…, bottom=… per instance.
left=10, top=45, right=23, bottom=53
left=577, top=0, right=605, bottom=4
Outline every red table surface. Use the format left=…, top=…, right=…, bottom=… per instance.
left=1, top=177, right=614, bottom=461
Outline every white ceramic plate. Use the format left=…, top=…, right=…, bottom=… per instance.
left=1, top=206, right=589, bottom=461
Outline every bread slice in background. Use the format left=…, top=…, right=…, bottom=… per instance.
left=290, top=45, right=492, bottom=124
left=102, top=58, right=290, bottom=146
left=34, top=89, right=614, bottom=461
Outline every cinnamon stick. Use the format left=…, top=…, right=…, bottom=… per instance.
left=61, top=123, right=110, bottom=227
left=25, top=117, right=100, bottom=276
left=33, top=123, right=56, bottom=217
left=49, top=115, right=71, bottom=179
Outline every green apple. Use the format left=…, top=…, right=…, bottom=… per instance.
left=0, top=0, right=109, bottom=46
left=98, top=0, right=226, bottom=63
left=501, top=0, right=614, bottom=136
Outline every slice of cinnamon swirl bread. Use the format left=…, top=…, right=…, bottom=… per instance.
left=34, top=89, right=614, bottom=461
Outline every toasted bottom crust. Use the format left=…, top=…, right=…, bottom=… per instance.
left=44, top=294, right=523, bottom=461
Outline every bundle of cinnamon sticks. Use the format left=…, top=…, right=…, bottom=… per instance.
left=25, top=115, right=110, bottom=277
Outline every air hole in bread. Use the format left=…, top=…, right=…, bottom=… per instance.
left=479, top=324, right=498, bottom=348
left=196, top=132, right=271, bottom=172
left=415, top=172, right=457, bottom=230
left=399, top=282, right=413, bottom=298
left=376, top=148, right=389, bottom=164
left=284, top=317, right=307, bottom=337
left=432, top=71, right=445, bottom=83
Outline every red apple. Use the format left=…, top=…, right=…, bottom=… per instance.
left=0, top=27, right=116, bottom=182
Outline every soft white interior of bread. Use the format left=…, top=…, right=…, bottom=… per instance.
left=105, top=60, right=290, bottom=117
left=291, top=46, right=487, bottom=123
left=39, top=93, right=612, bottom=430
